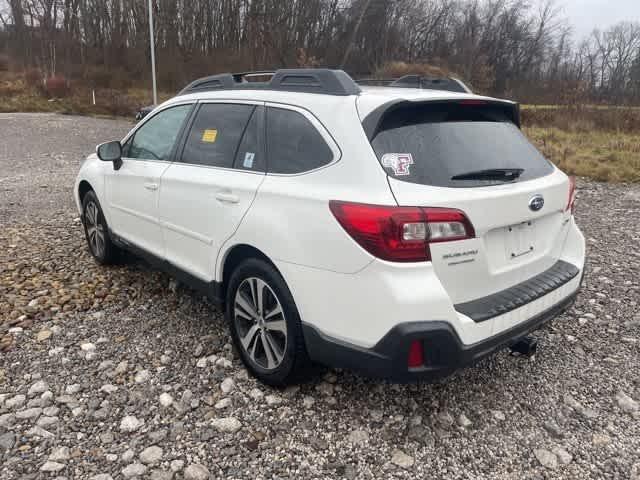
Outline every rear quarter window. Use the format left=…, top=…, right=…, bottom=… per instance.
left=370, top=102, right=554, bottom=188
left=266, top=107, right=333, bottom=174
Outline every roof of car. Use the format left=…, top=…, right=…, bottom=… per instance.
left=155, top=69, right=516, bottom=126
left=165, top=84, right=511, bottom=112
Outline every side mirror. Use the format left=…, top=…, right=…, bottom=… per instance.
left=96, top=141, right=123, bottom=170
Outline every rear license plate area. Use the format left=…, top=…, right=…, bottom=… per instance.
left=506, top=221, right=535, bottom=259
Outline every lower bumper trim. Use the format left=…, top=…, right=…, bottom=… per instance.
left=302, top=290, right=578, bottom=382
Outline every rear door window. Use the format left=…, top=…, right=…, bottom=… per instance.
left=181, top=103, right=255, bottom=169
left=370, top=102, right=554, bottom=187
left=266, top=107, right=333, bottom=174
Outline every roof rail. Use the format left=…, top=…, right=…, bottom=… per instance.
left=178, top=69, right=362, bottom=97
left=356, top=75, right=472, bottom=94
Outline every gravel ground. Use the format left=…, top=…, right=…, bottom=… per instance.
left=1, top=112, right=639, bottom=480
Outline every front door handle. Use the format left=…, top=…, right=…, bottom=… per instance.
left=215, top=192, right=240, bottom=204
left=144, top=182, right=158, bottom=191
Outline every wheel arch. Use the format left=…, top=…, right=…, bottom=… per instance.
left=78, top=180, right=94, bottom=203
left=219, top=244, right=284, bottom=301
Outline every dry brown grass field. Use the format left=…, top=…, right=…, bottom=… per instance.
left=522, top=106, right=640, bottom=182
left=1, top=71, right=639, bottom=183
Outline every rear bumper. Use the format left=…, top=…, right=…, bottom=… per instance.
left=302, top=287, right=579, bottom=382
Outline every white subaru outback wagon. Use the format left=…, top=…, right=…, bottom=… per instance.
left=75, top=69, right=585, bottom=385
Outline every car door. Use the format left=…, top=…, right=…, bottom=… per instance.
left=105, top=103, right=193, bottom=257
left=158, top=101, right=266, bottom=281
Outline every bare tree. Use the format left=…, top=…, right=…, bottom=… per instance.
left=0, top=0, right=638, bottom=104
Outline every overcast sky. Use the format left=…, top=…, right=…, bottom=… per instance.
left=557, top=0, right=640, bottom=39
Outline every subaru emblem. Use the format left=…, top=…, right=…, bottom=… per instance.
left=529, top=194, right=544, bottom=212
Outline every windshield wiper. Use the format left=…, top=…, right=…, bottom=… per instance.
left=451, top=168, right=524, bottom=181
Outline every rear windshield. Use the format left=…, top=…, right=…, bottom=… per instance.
left=369, top=102, right=554, bottom=187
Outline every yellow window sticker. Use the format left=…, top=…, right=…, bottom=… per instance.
left=202, top=129, right=218, bottom=143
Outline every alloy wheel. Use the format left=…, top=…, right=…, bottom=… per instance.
left=233, top=277, right=287, bottom=370
left=85, top=201, right=106, bottom=258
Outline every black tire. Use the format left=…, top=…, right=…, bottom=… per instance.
left=226, top=258, right=316, bottom=386
left=81, top=190, right=120, bottom=265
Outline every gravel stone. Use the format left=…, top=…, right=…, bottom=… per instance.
left=196, top=357, right=208, bottom=368
left=491, top=410, right=507, bottom=422
left=16, top=407, right=43, bottom=419
left=36, top=329, right=52, bottom=341
left=184, top=463, right=211, bottom=480
left=28, top=380, right=49, bottom=396
left=37, top=415, right=59, bottom=428
left=615, top=391, right=639, bottom=413
left=80, top=342, right=96, bottom=351
left=122, top=463, right=147, bottom=478
left=139, top=445, right=163, bottom=464
left=0, top=413, right=15, bottom=428
left=552, top=447, right=573, bottom=465
left=390, top=449, right=414, bottom=468
left=211, top=417, right=242, bottom=433
left=159, top=393, right=174, bottom=408
left=40, top=461, right=66, bottom=472
left=148, top=429, right=168, bottom=444
left=121, top=449, right=135, bottom=462
left=543, top=419, right=565, bottom=438
left=120, top=415, right=144, bottom=432
left=457, top=413, right=472, bottom=428
left=592, top=433, right=612, bottom=445
left=265, top=394, right=282, bottom=406
left=100, top=384, right=118, bottom=394
left=220, top=377, right=235, bottom=394
left=135, top=369, right=151, bottom=383
left=214, top=398, right=232, bottom=410
left=43, top=406, right=59, bottom=416
left=48, top=446, right=71, bottom=462
left=150, top=470, right=173, bottom=480
left=348, top=429, right=369, bottom=444
left=65, top=383, right=81, bottom=394
left=0, top=432, right=16, bottom=451
left=5, top=394, right=26, bottom=410
left=249, top=388, right=264, bottom=400
left=534, top=449, right=559, bottom=469
left=26, top=425, right=55, bottom=438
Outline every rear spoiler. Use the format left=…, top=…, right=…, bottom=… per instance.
left=361, top=99, right=521, bottom=141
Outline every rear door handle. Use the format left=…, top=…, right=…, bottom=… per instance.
left=215, top=192, right=240, bottom=204
left=144, top=182, right=158, bottom=191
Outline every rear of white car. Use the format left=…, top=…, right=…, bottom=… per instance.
left=75, top=69, right=585, bottom=384
left=265, top=88, right=585, bottom=381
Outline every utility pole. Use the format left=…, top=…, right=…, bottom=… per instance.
left=148, top=0, right=158, bottom=105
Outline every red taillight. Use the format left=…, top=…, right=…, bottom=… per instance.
left=408, top=340, right=424, bottom=368
left=566, top=176, right=577, bottom=214
left=329, top=201, right=475, bottom=262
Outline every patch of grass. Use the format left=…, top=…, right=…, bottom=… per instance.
left=0, top=71, right=173, bottom=118
left=521, top=105, right=640, bottom=134
left=525, top=127, right=640, bottom=183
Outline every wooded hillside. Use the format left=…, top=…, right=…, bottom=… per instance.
left=0, top=0, right=639, bottom=104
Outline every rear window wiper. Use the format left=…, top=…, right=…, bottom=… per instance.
left=451, top=168, right=524, bottom=181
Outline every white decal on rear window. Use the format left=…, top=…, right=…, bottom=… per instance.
left=381, top=153, right=414, bottom=176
